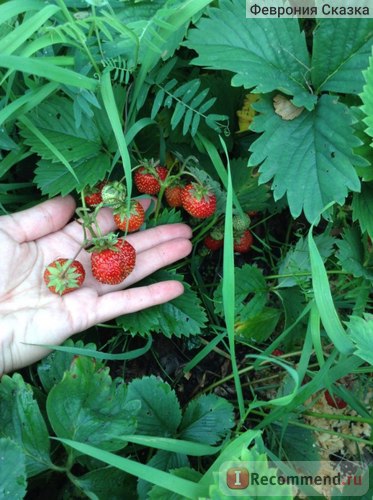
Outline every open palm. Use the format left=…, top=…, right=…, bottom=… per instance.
left=0, top=196, right=192, bottom=375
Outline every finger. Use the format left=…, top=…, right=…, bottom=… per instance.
left=1, top=196, right=76, bottom=243
left=62, top=198, right=153, bottom=243
left=93, top=280, right=185, bottom=325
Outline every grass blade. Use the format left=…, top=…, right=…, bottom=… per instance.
left=55, top=438, right=207, bottom=499
left=308, top=224, right=354, bottom=354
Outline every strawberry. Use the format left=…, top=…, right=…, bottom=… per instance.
left=324, top=390, right=347, bottom=409
left=101, top=181, right=126, bottom=209
left=44, top=258, right=85, bottom=295
left=84, top=181, right=107, bottom=207
left=234, top=229, right=253, bottom=253
left=181, top=183, right=216, bottom=219
left=204, top=234, right=223, bottom=251
left=113, top=200, right=145, bottom=233
left=134, top=162, right=168, bottom=195
left=204, top=226, right=224, bottom=251
left=165, top=184, right=183, bottom=208
left=271, top=349, right=284, bottom=356
left=233, top=213, right=251, bottom=232
left=90, top=238, right=136, bottom=285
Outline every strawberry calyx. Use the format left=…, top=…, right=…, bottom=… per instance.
left=113, top=199, right=145, bottom=232
left=85, top=233, right=121, bottom=253
left=44, top=258, right=85, bottom=295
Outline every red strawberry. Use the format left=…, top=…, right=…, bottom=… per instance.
left=134, top=164, right=168, bottom=195
left=204, top=234, right=223, bottom=251
left=165, top=184, right=183, bottom=208
left=113, top=200, right=145, bottom=233
left=181, top=183, right=216, bottom=219
left=234, top=230, right=253, bottom=253
left=91, top=238, right=136, bottom=285
left=204, top=226, right=224, bottom=251
left=44, top=258, right=85, bottom=295
left=271, top=349, right=284, bottom=356
left=324, top=390, right=347, bottom=409
left=84, top=181, right=107, bottom=207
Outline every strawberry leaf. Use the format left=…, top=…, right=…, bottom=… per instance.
left=46, top=357, right=139, bottom=453
left=117, top=270, right=207, bottom=337
left=249, top=94, right=364, bottom=222
left=352, top=181, right=373, bottom=237
left=360, top=47, right=373, bottom=143
left=72, top=467, right=136, bottom=499
left=34, top=153, right=110, bottom=197
left=0, top=373, right=51, bottom=477
left=126, top=375, right=182, bottom=437
left=347, top=314, right=373, bottom=366
left=179, top=394, right=234, bottom=445
left=312, top=19, right=373, bottom=95
left=185, top=0, right=316, bottom=110
left=336, top=226, right=373, bottom=281
left=0, top=438, right=27, bottom=499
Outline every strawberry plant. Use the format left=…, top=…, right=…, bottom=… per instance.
left=0, top=0, right=373, bottom=498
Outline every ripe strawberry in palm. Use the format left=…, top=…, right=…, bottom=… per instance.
left=234, top=229, right=253, bottom=253
left=44, top=258, right=85, bottom=295
left=90, top=237, right=136, bottom=285
left=84, top=181, right=107, bottom=207
left=134, top=161, right=168, bottom=195
left=181, top=183, right=216, bottom=219
left=165, top=184, right=183, bottom=208
left=113, top=199, right=145, bottom=233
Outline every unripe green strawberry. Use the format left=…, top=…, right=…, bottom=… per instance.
left=181, top=183, right=216, bottom=219
left=91, top=238, right=136, bottom=285
left=233, top=213, right=251, bottom=232
left=44, top=258, right=85, bottom=295
left=84, top=181, right=107, bottom=207
left=101, top=181, right=127, bottom=209
left=134, top=162, right=168, bottom=195
left=234, top=229, right=253, bottom=253
left=113, top=199, right=145, bottom=233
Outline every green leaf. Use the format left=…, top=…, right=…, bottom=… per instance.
left=336, top=225, right=373, bottom=281
left=117, top=270, right=207, bottom=337
left=361, top=48, right=373, bottom=141
left=126, top=375, right=182, bottom=437
left=235, top=307, right=281, bottom=342
left=249, top=94, right=363, bottom=222
left=19, top=96, right=101, bottom=163
left=352, top=181, right=373, bottom=237
left=37, top=340, right=97, bottom=393
left=0, top=374, right=51, bottom=476
left=179, top=395, right=234, bottom=445
left=347, top=314, right=373, bottom=365
left=0, top=438, right=27, bottom=500
left=34, top=153, right=110, bottom=197
left=214, top=264, right=267, bottom=317
left=73, top=466, right=136, bottom=500
left=278, top=233, right=335, bottom=288
left=185, top=1, right=316, bottom=110
left=271, top=423, right=320, bottom=462
left=46, top=357, right=139, bottom=453
left=312, top=19, right=373, bottom=94
left=138, top=450, right=189, bottom=499
left=148, top=467, right=202, bottom=500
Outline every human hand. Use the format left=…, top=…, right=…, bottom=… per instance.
left=0, top=196, right=192, bottom=375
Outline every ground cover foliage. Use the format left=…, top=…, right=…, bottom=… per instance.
left=0, top=0, right=372, bottom=498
